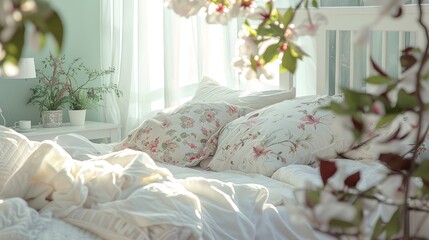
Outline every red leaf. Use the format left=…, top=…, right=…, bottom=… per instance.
left=320, top=160, right=337, bottom=185
left=379, top=153, right=411, bottom=171
left=344, top=171, right=361, bottom=188
left=392, top=6, right=402, bottom=18
left=370, top=57, right=389, bottom=77
left=352, top=117, right=363, bottom=131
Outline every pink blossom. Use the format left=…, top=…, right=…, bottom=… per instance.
left=161, top=120, right=170, bottom=128
left=252, top=145, right=270, bottom=158
left=201, top=127, right=212, bottom=136
left=189, top=143, right=197, bottom=149
left=206, top=112, right=215, bottom=121
left=150, top=145, right=157, bottom=152
left=183, top=117, right=195, bottom=128
left=297, top=123, right=305, bottom=130
left=295, top=13, right=327, bottom=37
left=228, top=105, right=238, bottom=114
left=300, top=114, right=321, bottom=129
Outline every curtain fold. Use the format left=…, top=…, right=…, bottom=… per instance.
left=100, top=1, right=239, bottom=137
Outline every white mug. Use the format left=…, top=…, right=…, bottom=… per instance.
left=15, top=120, right=31, bottom=130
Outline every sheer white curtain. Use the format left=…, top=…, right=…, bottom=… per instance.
left=100, top=1, right=238, bottom=136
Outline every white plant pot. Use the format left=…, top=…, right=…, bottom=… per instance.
left=69, top=109, right=86, bottom=126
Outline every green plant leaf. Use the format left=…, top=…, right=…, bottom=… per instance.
left=45, top=11, right=64, bottom=51
left=282, top=48, right=297, bottom=73
left=396, top=89, right=418, bottom=111
left=365, top=75, right=391, bottom=85
left=262, top=43, right=280, bottom=63
left=305, top=189, right=320, bottom=208
left=413, top=159, right=429, bottom=182
left=3, top=26, right=25, bottom=66
left=290, top=43, right=309, bottom=59
left=312, top=0, right=319, bottom=8
left=371, top=217, right=385, bottom=240
left=329, top=219, right=356, bottom=229
left=376, top=114, right=398, bottom=129
left=385, top=207, right=402, bottom=240
left=244, top=21, right=257, bottom=37
left=283, top=7, right=294, bottom=26
left=342, top=88, right=372, bottom=111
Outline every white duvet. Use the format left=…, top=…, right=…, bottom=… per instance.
left=0, top=131, right=326, bottom=240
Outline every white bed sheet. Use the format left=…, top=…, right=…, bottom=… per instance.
left=1, top=132, right=333, bottom=240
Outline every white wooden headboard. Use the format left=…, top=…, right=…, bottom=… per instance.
left=287, top=4, right=429, bottom=95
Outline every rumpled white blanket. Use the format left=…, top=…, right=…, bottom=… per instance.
left=0, top=140, right=324, bottom=240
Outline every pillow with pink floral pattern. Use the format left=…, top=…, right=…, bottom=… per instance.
left=113, top=101, right=251, bottom=166
left=206, top=95, right=356, bottom=176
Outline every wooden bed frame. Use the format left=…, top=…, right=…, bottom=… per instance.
left=283, top=4, right=429, bottom=95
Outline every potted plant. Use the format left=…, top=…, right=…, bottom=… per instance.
left=63, top=57, right=121, bottom=126
left=27, top=54, right=69, bottom=127
left=28, top=53, right=122, bottom=127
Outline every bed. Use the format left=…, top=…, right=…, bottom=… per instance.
left=1, top=4, right=429, bottom=240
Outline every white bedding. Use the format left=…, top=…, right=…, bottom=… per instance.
left=0, top=130, right=330, bottom=240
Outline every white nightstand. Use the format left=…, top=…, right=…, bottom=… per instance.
left=18, top=121, right=122, bottom=143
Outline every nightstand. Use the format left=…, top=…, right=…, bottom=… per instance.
left=18, top=121, right=122, bottom=143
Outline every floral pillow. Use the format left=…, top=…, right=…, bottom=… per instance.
left=206, top=95, right=356, bottom=176
left=113, top=102, right=250, bottom=167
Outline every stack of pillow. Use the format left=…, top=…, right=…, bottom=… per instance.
left=114, top=76, right=359, bottom=177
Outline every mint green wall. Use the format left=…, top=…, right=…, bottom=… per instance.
left=0, top=0, right=101, bottom=127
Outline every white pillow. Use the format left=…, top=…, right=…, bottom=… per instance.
left=113, top=101, right=251, bottom=167
left=0, top=126, right=39, bottom=190
left=191, top=76, right=296, bottom=110
left=206, top=95, right=355, bottom=176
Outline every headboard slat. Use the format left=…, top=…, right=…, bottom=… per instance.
left=289, top=5, right=429, bottom=95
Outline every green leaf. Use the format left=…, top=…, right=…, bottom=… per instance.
left=312, top=0, right=319, bottom=8
left=289, top=43, right=309, bottom=59
left=282, top=48, right=297, bottom=73
left=396, top=89, right=418, bottom=111
left=305, top=189, right=320, bottom=208
left=329, top=219, right=356, bottom=229
left=321, top=101, right=351, bottom=115
left=371, top=217, right=385, bottom=240
left=365, top=75, right=391, bottom=85
left=413, top=159, right=429, bottom=181
left=180, top=132, right=188, bottom=138
left=45, top=11, right=64, bottom=52
left=376, top=114, right=399, bottom=129
left=283, top=8, right=294, bottom=26
left=262, top=43, right=280, bottom=63
left=342, top=88, right=372, bottom=111
left=4, top=26, right=25, bottom=65
left=244, top=21, right=258, bottom=37
left=385, top=207, right=402, bottom=240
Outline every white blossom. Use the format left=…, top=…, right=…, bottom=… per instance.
left=229, top=0, right=257, bottom=19
left=295, top=13, right=327, bottom=37
left=246, top=6, right=269, bottom=21
left=237, top=29, right=258, bottom=57
left=0, top=0, right=19, bottom=42
left=377, top=174, right=421, bottom=204
left=166, top=0, right=207, bottom=18
left=313, top=191, right=357, bottom=224
left=206, top=2, right=232, bottom=25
